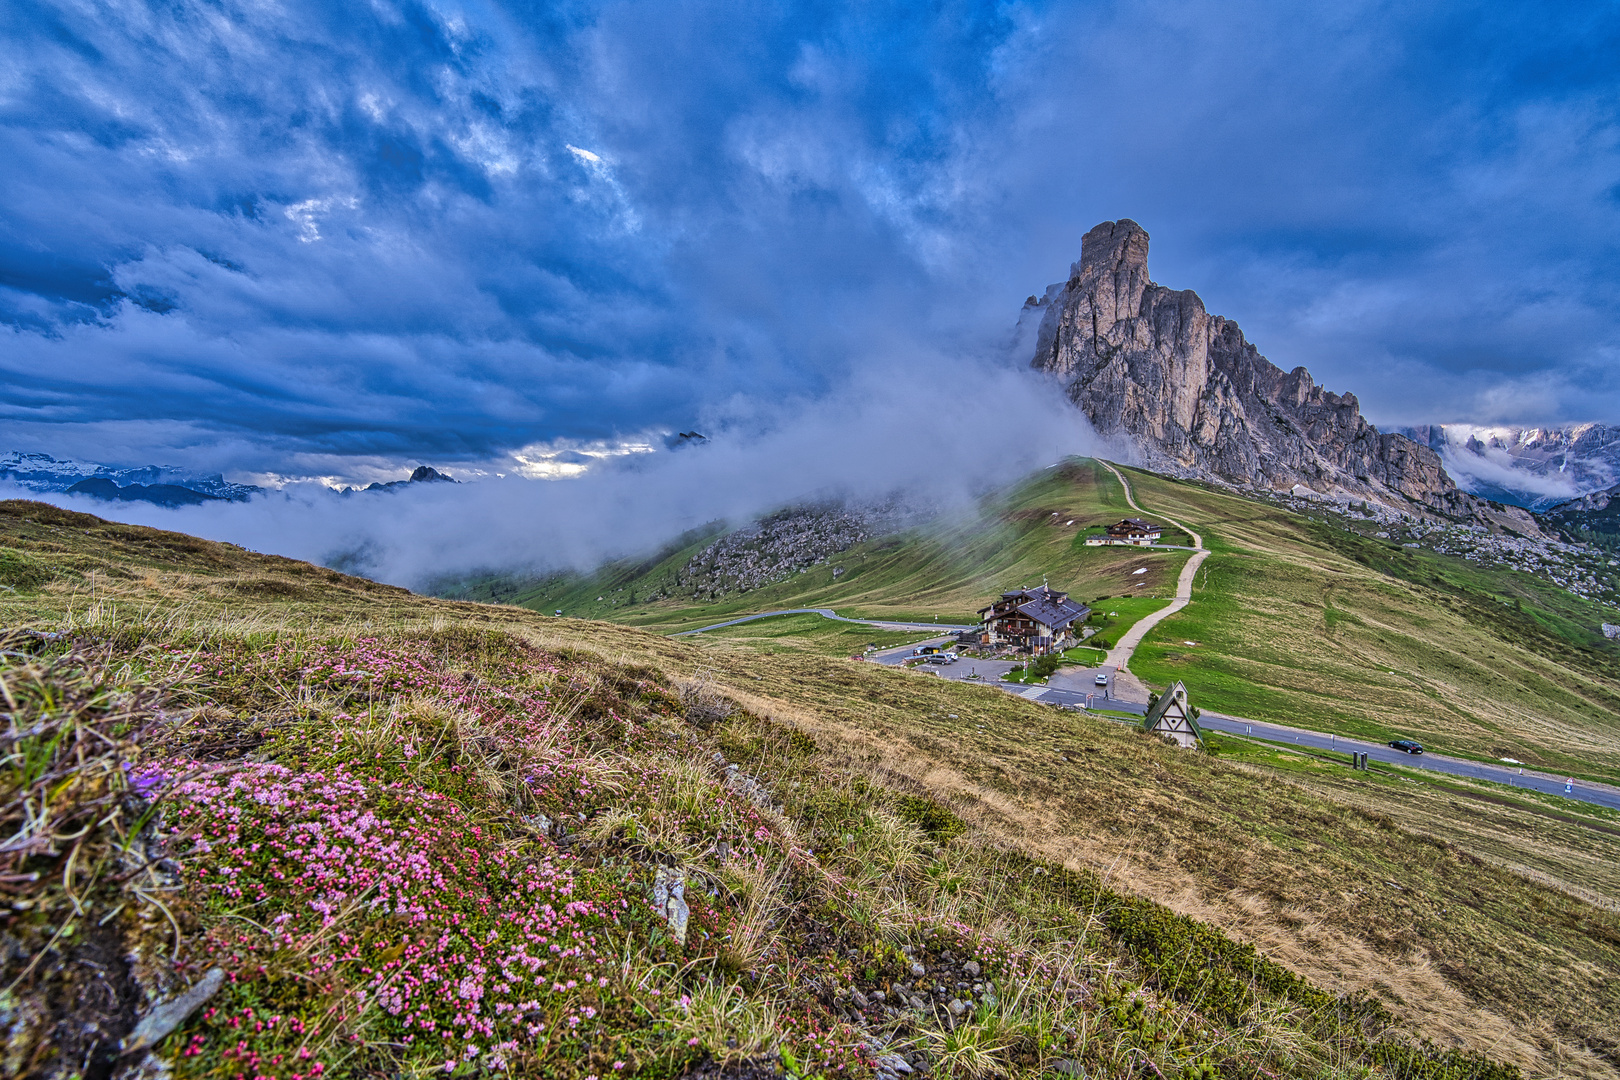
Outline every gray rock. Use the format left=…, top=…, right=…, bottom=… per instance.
left=667, top=504, right=921, bottom=600
left=909, top=961, right=926, bottom=978
left=723, top=769, right=773, bottom=809
left=1027, top=220, right=1542, bottom=535
left=652, top=866, right=690, bottom=945
left=875, top=1054, right=913, bottom=1075
left=1048, top=1061, right=1087, bottom=1078
left=113, top=1051, right=173, bottom=1080
left=963, top=960, right=981, bottom=977
left=948, top=998, right=967, bottom=1017
left=852, top=989, right=871, bottom=1009
left=909, top=995, right=926, bottom=1011
left=122, top=967, right=225, bottom=1053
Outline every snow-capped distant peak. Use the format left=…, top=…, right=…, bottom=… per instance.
left=1398, top=423, right=1620, bottom=510
left=0, top=451, right=110, bottom=477
left=1, top=451, right=262, bottom=503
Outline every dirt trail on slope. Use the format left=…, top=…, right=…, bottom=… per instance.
left=1098, top=461, right=1210, bottom=702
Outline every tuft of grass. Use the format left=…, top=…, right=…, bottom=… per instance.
left=0, top=633, right=191, bottom=1078
left=0, top=547, right=51, bottom=591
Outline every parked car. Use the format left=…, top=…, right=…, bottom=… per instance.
left=1094, top=673, right=1109, bottom=686
left=1389, top=739, right=1424, bottom=754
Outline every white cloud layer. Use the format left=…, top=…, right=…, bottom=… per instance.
left=12, top=357, right=1102, bottom=587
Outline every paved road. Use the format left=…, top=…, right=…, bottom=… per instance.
left=1193, top=712, right=1620, bottom=811
left=679, top=467, right=1620, bottom=814
left=867, top=648, right=1620, bottom=812
left=672, top=608, right=976, bottom=637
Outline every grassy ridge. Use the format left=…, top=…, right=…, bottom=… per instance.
left=4, top=497, right=1619, bottom=1078
left=1109, top=468, right=1620, bottom=784
left=1203, top=731, right=1620, bottom=907
left=4, top=625, right=1527, bottom=1080
left=457, top=459, right=1620, bottom=785
left=680, top=612, right=946, bottom=657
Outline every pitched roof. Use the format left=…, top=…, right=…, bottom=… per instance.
left=1108, top=518, right=1161, bottom=532
left=1000, top=584, right=1064, bottom=600
left=1140, top=681, right=1201, bottom=738
left=978, top=585, right=1091, bottom=630
left=1013, top=596, right=1090, bottom=631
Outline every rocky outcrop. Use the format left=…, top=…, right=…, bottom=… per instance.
left=651, top=501, right=927, bottom=602
left=666, top=506, right=874, bottom=600
left=1541, top=483, right=1620, bottom=547
left=1028, top=220, right=1539, bottom=533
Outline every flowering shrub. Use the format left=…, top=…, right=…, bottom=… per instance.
left=139, top=630, right=868, bottom=1080
left=168, top=763, right=654, bottom=1077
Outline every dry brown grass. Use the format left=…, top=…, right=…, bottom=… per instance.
left=705, top=649, right=1620, bottom=1079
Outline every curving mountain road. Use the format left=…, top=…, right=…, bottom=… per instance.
left=872, top=648, right=1620, bottom=811
left=1095, top=461, right=1210, bottom=690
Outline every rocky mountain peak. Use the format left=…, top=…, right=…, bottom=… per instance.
left=1074, top=217, right=1151, bottom=285
left=1029, top=221, right=1540, bottom=535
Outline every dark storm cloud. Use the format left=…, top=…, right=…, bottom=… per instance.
left=2, top=0, right=1618, bottom=482
left=0, top=0, right=1034, bottom=476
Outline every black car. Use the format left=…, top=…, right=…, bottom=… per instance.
left=1389, top=739, right=1424, bottom=754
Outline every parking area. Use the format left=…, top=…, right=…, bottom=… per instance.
left=867, top=641, right=1140, bottom=702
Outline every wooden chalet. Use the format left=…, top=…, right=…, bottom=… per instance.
left=977, top=585, right=1091, bottom=654
left=1085, top=518, right=1163, bottom=546
left=1140, top=681, right=1201, bottom=748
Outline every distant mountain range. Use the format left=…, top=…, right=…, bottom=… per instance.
left=1, top=452, right=262, bottom=506
left=1396, top=424, right=1620, bottom=511
left=356, top=465, right=457, bottom=491
left=1537, top=481, right=1620, bottom=549
left=2, top=452, right=458, bottom=507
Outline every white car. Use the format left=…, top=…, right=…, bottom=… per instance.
left=1094, top=673, right=1109, bottom=686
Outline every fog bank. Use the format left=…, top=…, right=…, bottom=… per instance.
left=13, top=360, right=1104, bottom=589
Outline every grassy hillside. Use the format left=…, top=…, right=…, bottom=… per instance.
left=1107, top=468, right=1620, bottom=785
left=3, top=500, right=1619, bottom=1080
left=470, top=460, right=1620, bottom=786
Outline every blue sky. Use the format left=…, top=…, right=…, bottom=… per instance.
left=3, top=0, right=1618, bottom=483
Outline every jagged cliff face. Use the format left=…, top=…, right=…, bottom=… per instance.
left=1542, top=483, right=1620, bottom=547
left=1028, top=219, right=1534, bottom=530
